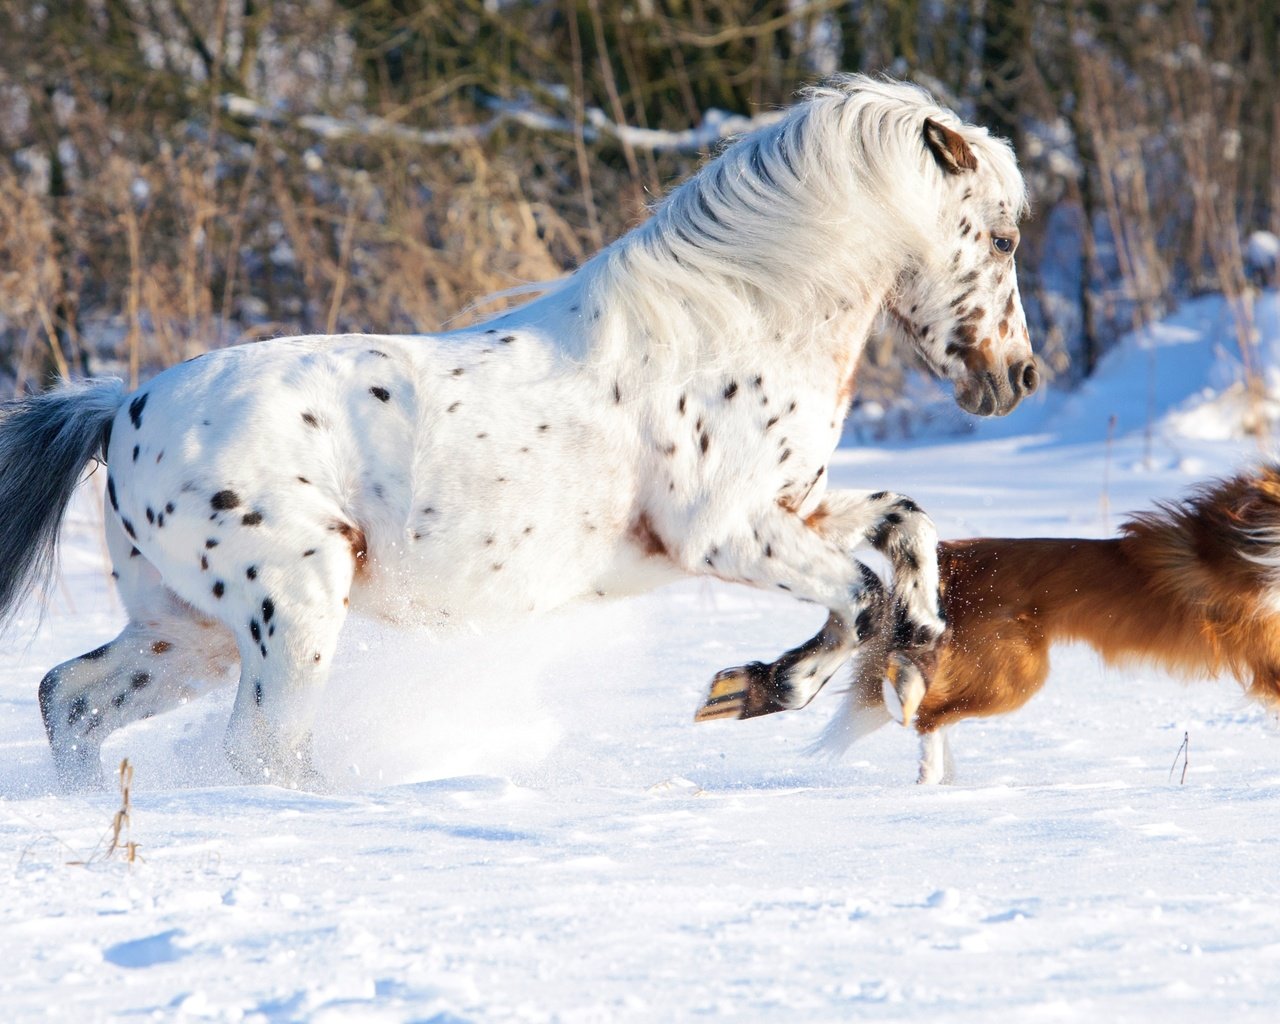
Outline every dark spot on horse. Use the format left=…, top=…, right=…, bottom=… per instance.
left=254, top=682, right=263, bottom=706
left=447, top=401, right=461, bottom=413
left=752, top=375, right=763, bottom=388
left=484, top=535, right=495, bottom=546
left=246, top=566, right=257, bottom=580
left=423, top=506, right=435, bottom=515
left=200, top=554, right=209, bottom=570
left=662, top=443, right=676, bottom=457
left=765, top=416, right=779, bottom=430
left=476, top=432, right=487, bottom=440
left=329, top=520, right=368, bottom=568
left=297, top=476, right=310, bottom=485
left=122, top=518, right=137, bottom=540
left=302, top=412, right=319, bottom=427
left=492, top=563, right=503, bottom=572
left=107, top=477, right=118, bottom=511
left=779, top=448, right=791, bottom=463
left=368, top=348, right=389, bottom=358
left=129, top=546, right=140, bottom=558
left=132, top=670, right=151, bottom=689
left=112, top=691, right=128, bottom=708
left=81, top=643, right=111, bottom=661
left=678, top=394, right=686, bottom=415
left=854, top=608, right=876, bottom=641
left=629, top=513, right=669, bottom=559
left=303, top=549, right=316, bottom=557
left=896, top=498, right=922, bottom=514
left=695, top=417, right=703, bottom=432
left=613, top=382, right=622, bottom=403
left=132, top=445, right=140, bottom=462
left=129, top=393, right=147, bottom=429
left=262, top=598, right=274, bottom=623
left=145, top=507, right=155, bottom=525
left=524, top=525, right=534, bottom=535
left=205, top=538, right=218, bottom=549
left=788, top=401, right=796, bottom=414
left=211, top=490, right=240, bottom=511
left=212, top=581, right=225, bottom=598
left=370, top=386, right=391, bottom=403
left=165, top=502, right=175, bottom=514
left=501, top=334, right=515, bottom=343
left=884, top=511, right=903, bottom=526
left=250, top=619, right=261, bottom=643
left=260, top=644, right=268, bottom=658
left=700, top=432, right=710, bottom=454
left=723, top=381, right=738, bottom=400
left=538, top=424, right=549, bottom=432
left=765, top=544, right=773, bottom=558
left=451, top=367, right=464, bottom=377
left=869, top=491, right=888, bottom=501
left=242, top=511, right=263, bottom=526
left=777, top=583, right=791, bottom=591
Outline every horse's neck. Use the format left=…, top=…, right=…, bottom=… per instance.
left=577, top=264, right=893, bottom=392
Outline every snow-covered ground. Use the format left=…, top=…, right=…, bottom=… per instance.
left=4, top=294, right=1280, bottom=1023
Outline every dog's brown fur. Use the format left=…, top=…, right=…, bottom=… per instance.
left=833, top=466, right=1280, bottom=763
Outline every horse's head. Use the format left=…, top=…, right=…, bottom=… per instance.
left=887, top=118, right=1037, bottom=417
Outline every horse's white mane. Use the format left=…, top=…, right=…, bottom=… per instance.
left=495, top=75, right=1026, bottom=375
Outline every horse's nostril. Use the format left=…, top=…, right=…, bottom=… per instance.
left=1021, top=362, right=1039, bottom=394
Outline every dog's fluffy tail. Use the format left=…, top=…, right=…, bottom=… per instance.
left=0, top=378, right=126, bottom=631
left=1120, top=462, right=1280, bottom=707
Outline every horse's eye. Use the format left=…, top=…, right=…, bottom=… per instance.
left=993, top=235, right=1015, bottom=255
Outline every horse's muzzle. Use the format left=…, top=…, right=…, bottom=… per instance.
left=956, top=359, right=1039, bottom=417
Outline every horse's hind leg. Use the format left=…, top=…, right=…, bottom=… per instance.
left=39, top=616, right=238, bottom=788
left=38, top=517, right=238, bottom=789
left=220, top=540, right=355, bottom=788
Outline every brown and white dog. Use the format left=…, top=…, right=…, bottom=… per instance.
left=738, top=466, right=1280, bottom=782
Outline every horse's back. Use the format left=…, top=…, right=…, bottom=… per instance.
left=104, top=330, right=646, bottom=624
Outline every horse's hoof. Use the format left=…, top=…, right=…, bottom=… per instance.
left=694, top=666, right=753, bottom=721
left=694, top=662, right=791, bottom=722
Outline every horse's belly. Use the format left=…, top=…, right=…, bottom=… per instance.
left=350, top=519, right=636, bottom=625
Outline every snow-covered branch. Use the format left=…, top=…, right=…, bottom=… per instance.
left=218, top=94, right=784, bottom=155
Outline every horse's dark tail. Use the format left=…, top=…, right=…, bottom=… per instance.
left=0, top=378, right=126, bottom=630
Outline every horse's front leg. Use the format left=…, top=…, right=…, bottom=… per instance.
left=693, top=489, right=944, bottom=722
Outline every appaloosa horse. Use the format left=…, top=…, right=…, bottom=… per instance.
left=0, top=76, right=1035, bottom=788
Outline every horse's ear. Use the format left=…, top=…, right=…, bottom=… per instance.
left=923, top=118, right=978, bottom=176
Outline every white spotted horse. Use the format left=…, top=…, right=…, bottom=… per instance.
left=0, top=76, right=1035, bottom=789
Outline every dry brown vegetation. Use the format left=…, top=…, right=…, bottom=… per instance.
left=0, top=1, right=1276, bottom=411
